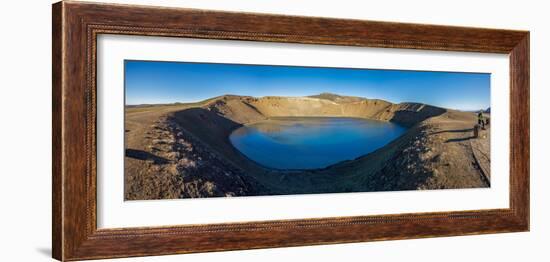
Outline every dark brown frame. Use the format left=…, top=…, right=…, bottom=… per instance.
left=52, top=1, right=530, bottom=261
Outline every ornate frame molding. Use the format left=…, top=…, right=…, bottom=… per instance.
left=53, top=1, right=529, bottom=261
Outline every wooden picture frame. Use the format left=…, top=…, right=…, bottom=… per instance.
left=52, top=1, right=529, bottom=261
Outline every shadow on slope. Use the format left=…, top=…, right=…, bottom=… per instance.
left=171, top=107, right=265, bottom=174
left=387, top=103, right=447, bottom=127
left=125, top=149, right=170, bottom=165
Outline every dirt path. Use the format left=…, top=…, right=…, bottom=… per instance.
left=419, top=112, right=491, bottom=188
left=471, top=126, right=491, bottom=183
left=353, top=111, right=490, bottom=191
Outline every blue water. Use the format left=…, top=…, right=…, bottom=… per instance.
left=229, top=117, right=407, bottom=170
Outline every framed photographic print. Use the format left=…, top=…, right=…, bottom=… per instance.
left=52, top=1, right=529, bottom=261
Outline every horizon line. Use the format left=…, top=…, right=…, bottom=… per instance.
left=125, top=92, right=490, bottom=111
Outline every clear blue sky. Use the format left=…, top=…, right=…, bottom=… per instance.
left=125, top=60, right=490, bottom=111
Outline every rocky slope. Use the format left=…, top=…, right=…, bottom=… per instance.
left=201, top=94, right=445, bottom=127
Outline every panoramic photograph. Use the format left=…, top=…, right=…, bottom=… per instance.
left=124, top=60, right=491, bottom=200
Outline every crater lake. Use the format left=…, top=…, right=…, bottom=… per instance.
left=229, top=117, right=407, bottom=170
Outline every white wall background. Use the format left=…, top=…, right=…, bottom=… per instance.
left=0, top=0, right=547, bottom=261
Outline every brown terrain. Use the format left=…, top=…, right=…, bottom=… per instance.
left=124, top=93, right=490, bottom=200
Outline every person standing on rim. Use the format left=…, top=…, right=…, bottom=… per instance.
left=477, top=110, right=485, bottom=130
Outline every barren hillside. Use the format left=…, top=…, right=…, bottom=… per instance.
left=125, top=93, right=490, bottom=200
